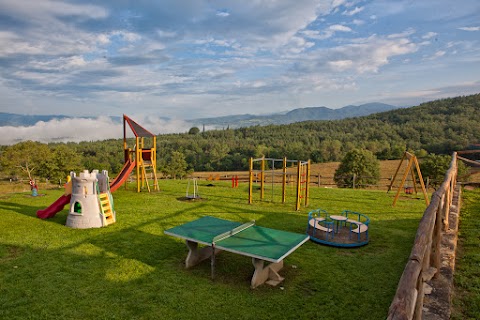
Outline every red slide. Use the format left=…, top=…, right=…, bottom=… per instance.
left=37, top=160, right=135, bottom=219
left=109, top=160, right=136, bottom=192
left=36, top=194, right=71, bottom=219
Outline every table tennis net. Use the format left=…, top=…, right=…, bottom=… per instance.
left=212, top=221, right=255, bottom=244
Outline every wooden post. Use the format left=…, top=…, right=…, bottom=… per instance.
left=282, top=157, right=287, bottom=204
left=443, top=187, right=450, bottom=231
left=388, top=152, right=406, bottom=192
left=260, top=157, right=265, bottom=200
left=393, top=157, right=414, bottom=206
left=248, top=157, right=253, bottom=204
left=136, top=137, right=141, bottom=192
left=305, top=160, right=311, bottom=207
left=410, top=166, right=418, bottom=194
left=296, top=160, right=301, bottom=211
left=413, top=156, right=430, bottom=206
left=433, top=194, right=444, bottom=274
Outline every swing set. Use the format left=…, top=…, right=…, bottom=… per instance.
left=248, top=157, right=310, bottom=211
left=388, top=151, right=429, bottom=207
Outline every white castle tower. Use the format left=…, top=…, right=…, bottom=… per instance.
left=66, top=170, right=116, bottom=229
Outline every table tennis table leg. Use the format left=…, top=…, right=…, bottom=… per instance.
left=185, top=240, right=222, bottom=268
left=251, top=258, right=284, bottom=288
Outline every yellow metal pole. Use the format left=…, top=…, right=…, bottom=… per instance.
left=136, top=137, right=141, bottom=192
left=248, top=157, right=253, bottom=204
left=153, top=136, right=158, bottom=191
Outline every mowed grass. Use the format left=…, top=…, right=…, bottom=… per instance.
left=452, top=188, right=480, bottom=319
left=0, top=179, right=428, bottom=319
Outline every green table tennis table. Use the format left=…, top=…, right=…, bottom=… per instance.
left=164, top=216, right=309, bottom=288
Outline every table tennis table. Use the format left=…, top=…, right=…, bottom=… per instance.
left=164, top=216, right=309, bottom=288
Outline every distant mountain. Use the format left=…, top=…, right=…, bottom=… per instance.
left=0, top=113, right=72, bottom=126
left=189, top=103, right=400, bottom=128
left=0, top=102, right=399, bottom=128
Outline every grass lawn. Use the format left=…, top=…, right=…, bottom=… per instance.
left=0, top=179, right=428, bottom=319
left=452, top=188, right=480, bottom=319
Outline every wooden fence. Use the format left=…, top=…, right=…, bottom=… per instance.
left=387, top=152, right=459, bottom=319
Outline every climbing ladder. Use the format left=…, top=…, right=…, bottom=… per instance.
left=98, top=193, right=116, bottom=226
left=140, top=160, right=159, bottom=192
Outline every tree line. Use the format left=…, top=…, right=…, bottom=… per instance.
left=1, top=94, right=479, bottom=182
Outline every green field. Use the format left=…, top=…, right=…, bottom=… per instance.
left=1, top=180, right=430, bottom=319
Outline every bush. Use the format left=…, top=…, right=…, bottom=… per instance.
left=334, top=149, right=380, bottom=188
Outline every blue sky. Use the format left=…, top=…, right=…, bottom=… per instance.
left=0, top=0, right=479, bottom=122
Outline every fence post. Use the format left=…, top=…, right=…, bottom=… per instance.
left=433, top=194, right=444, bottom=276
left=443, top=187, right=450, bottom=231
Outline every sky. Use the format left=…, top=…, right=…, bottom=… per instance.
left=0, top=0, right=479, bottom=144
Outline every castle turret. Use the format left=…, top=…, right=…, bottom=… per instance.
left=65, top=170, right=116, bottom=229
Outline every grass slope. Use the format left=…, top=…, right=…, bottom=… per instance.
left=0, top=180, right=427, bottom=319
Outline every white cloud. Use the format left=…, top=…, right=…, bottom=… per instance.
left=328, top=59, right=353, bottom=71
left=424, top=50, right=446, bottom=60
left=422, top=32, right=437, bottom=39
left=458, top=26, right=480, bottom=31
left=306, top=35, right=418, bottom=74
left=343, top=6, right=364, bottom=16
left=216, top=11, right=230, bottom=17
left=0, top=116, right=190, bottom=145
left=329, top=24, right=352, bottom=32
left=301, top=24, right=352, bottom=41
left=388, top=28, right=416, bottom=39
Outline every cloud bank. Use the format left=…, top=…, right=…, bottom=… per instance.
left=0, top=116, right=190, bottom=145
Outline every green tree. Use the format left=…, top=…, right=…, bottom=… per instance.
left=165, top=151, right=188, bottom=179
left=334, top=149, right=380, bottom=188
left=38, top=145, right=82, bottom=183
left=188, top=127, right=200, bottom=135
left=0, top=141, right=51, bottom=180
left=419, top=154, right=468, bottom=188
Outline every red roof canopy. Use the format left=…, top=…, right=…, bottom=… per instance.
left=123, top=115, right=155, bottom=138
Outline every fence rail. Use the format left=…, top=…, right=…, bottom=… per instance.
left=387, top=152, right=458, bottom=319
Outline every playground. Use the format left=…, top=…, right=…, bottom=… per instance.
left=1, top=177, right=433, bottom=319
left=0, top=115, right=477, bottom=318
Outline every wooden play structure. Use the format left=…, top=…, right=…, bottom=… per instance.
left=123, top=115, right=159, bottom=192
left=388, top=151, right=429, bottom=207
left=248, top=157, right=310, bottom=211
